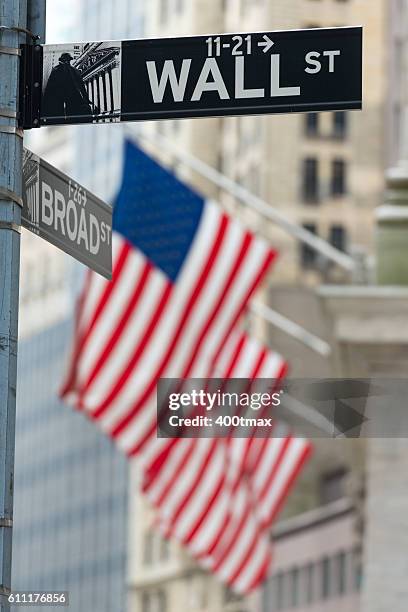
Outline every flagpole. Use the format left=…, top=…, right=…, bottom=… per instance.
left=250, top=301, right=332, bottom=357
left=127, top=127, right=356, bottom=272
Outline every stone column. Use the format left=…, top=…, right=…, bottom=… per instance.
left=319, top=287, right=408, bottom=612
left=377, top=100, right=408, bottom=283
left=376, top=165, right=408, bottom=284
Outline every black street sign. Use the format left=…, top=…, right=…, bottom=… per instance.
left=22, top=149, right=113, bottom=279
left=20, top=26, right=362, bottom=128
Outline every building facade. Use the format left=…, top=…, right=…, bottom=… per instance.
left=262, top=499, right=361, bottom=612
left=74, top=0, right=145, bottom=203
left=126, top=2, right=387, bottom=611
left=142, top=0, right=390, bottom=286
left=27, top=2, right=399, bottom=612
left=12, top=320, right=129, bottom=612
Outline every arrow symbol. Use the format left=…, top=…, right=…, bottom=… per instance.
left=258, top=35, right=274, bottom=53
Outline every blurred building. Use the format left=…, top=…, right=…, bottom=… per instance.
left=388, top=0, right=408, bottom=166
left=74, top=0, right=145, bottom=202
left=262, top=499, right=361, bottom=612
left=143, top=0, right=390, bottom=286
left=14, top=2, right=405, bottom=612
left=128, top=4, right=385, bottom=611
left=13, top=319, right=129, bottom=612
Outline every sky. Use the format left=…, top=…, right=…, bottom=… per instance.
left=46, top=0, right=79, bottom=43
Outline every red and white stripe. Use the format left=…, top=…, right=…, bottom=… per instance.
left=61, top=201, right=275, bottom=459
left=61, top=198, right=311, bottom=594
left=142, top=331, right=311, bottom=594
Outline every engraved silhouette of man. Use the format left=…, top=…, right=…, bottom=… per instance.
left=42, top=53, right=93, bottom=123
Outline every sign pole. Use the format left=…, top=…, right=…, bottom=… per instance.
left=27, top=0, right=46, bottom=45
left=0, top=1, right=43, bottom=609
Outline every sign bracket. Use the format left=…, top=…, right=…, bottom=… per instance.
left=19, top=43, right=42, bottom=129
left=0, top=24, right=39, bottom=41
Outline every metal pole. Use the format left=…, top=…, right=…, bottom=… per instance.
left=250, top=301, right=332, bottom=357
left=0, top=0, right=34, bottom=609
left=27, top=0, right=46, bottom=44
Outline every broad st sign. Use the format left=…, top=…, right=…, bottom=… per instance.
left=22, top=150, right=112, bottom=279
left=20, top=27, right=362, bottom=128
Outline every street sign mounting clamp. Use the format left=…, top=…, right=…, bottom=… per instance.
left=0, top=45, right=21, bottom=56
left=0, top=187, right=23, bottom=207
left=0, top=222, right=21, bottom=234
left=0, top=24, right=39, bottom=41
left=0, top=125, right=23, bottom=136
left=0, top=108, right=18, bottom=119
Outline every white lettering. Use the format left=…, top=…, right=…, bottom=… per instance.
left=89, top=214, right=100, bottom=255
left=191, top=58, right=230, bottom=101
left=41, top=182, right=53, bottom=226
left=101, top=223, right=112, bottom=246
left=77, top=207, right=89, bottom=250
left=146, top=59, right=192, bottom=103
left=66, top=200, right=78, bottom=241
left=305, top=51, right=322, bottom=74
left=271, top=54, right=301, bottom=97
left=323, top=50, right=341, bottom=73
left=235, top=56, right=265, bottom=99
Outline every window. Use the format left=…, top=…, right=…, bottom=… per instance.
left=276, top=572, right=285, bottom=610
left=336, top=552, right=347, bottom=595
left=300, top=224, right=317, bottom=268
left=157, top=590, right=167, bottom=612
left=353, top=547, right=363, bottom=591
left=330, top=225, right=347, bottom=252
left=333, top=111, right=348, bottom=138
left=320, top=468, right=347, bottom=504
left=321, top=557, right=331, bottom=599
left=263, top=576, right=274, bottom=612
left=306, top=563, right=314, bottom=604
left=142, top=593, right=152, bottom=612
left=331, top=159, right=347, bottom=196
left=305, top=112, right=319, bottom=136
left=290, top=568, right=299, bottom=607
left=159, top=536, right=170, bottom=562
left=142, top=590, right=167, bottom=612
left=302, top=158, right=319, bottom=202
left=224, top=586, right=243, bottom=604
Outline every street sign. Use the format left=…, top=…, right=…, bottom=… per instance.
left=20, top=26, right=362, bottom=128
left=22, top=149, right=113, bottom=279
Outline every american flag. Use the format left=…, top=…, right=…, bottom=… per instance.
left=144, top=330, right=311, bottom=593
left=61, top=140, right=311, bottom=593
